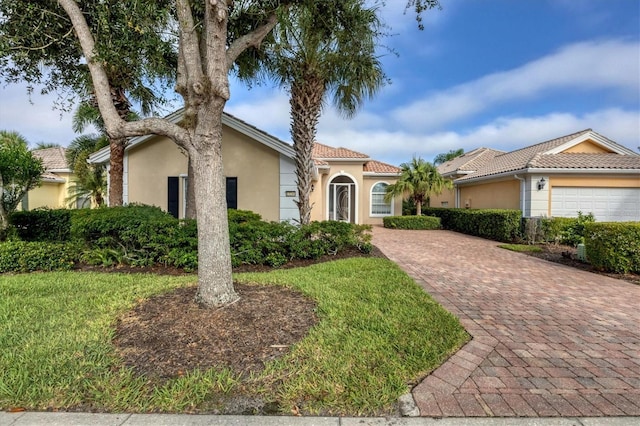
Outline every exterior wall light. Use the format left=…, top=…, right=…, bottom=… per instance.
left=537, top=177, right=546, bottom=190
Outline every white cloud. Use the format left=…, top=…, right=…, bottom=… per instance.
left=392, top=39, right=640, bottom=131
left=0, top=83, right=85, bottom=147
left=315, top=108, right=640, bottom=165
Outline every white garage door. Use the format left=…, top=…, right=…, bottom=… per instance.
left=551, top=187, right=640, bottom=222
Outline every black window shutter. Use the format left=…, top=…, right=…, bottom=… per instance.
left=167, top=176, right=179, bottom=218
left=226, top=177, right=238, bottom=209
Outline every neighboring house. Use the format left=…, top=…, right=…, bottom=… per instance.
left=21, top=147, right=75, bottom=210
left=433, top=129, right=640, bottom=222
left=88, top=110, right=402, bottom=224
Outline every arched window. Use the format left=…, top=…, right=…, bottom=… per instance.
left=370, top=182, right=392, bottom=216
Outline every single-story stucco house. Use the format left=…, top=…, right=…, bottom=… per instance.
left=429, top=129, right=640, bottom=222
left=21, top=147, right=76, bottom=210
left=88, top=110, right=402, bottom=224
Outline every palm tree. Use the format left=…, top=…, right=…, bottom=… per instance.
left=238, top=1, right=386, bottom=224
left=65, top=134, right=109, bottom=208
left=385, top=156, right=451, bottom=216
left=433, top=148, right=464, bottom=165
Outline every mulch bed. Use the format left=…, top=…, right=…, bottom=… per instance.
left=114, top=283, right=318, bottom=379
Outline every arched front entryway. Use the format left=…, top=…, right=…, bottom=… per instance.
left=327, top=174, right=357, bottom=223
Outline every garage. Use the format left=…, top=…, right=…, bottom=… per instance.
left=551, top=187, right=640, bottom=222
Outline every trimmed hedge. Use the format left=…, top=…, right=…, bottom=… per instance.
left=0, top=241, right=81, bottom=273
left=422, top=207, right=521, bottom=242
left=383, top=215, right=441, bottom=230
left=584, top=222, right=640, bottom=274
left=2, top=204, right=374, bottom=272
left=10, top=208, right=72, bottom=242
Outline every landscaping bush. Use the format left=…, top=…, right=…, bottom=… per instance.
left=10, top=208, right=72, bottom=242
left=422, top=207, right=521, bottom=242
left=0, top=240, right=81, bottom=273
left=584, top=222, right=640, bottom=274
left=528, top=212, right=596, bottom=246
left=228, top=209, right=262, bottom=224
left=383, top=215, right=441, bottom=230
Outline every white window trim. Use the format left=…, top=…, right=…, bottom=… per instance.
left=369, top=181, right=394, bottom=217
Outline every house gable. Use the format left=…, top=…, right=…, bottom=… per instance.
left=561, top=140, right=613, bottom=154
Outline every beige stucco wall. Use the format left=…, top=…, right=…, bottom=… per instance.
left=309, top=164, right=400, bottom=224
left=429, top=186, right=456, bottom=208
left=126, top=126, right=281, bottom=221
left=362, top=177, right=401, bottom=225
left=127, top=136, right=188, bottom=213
left=222, top=127, right=280, bottom=222
left=562, top=140, right=613, bottom=154
left=458, top=179, right=520, bottom=210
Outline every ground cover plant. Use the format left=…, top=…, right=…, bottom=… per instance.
left=498, top=244, right=542, bottom=253
left=0, top=258, right=468, bottom=416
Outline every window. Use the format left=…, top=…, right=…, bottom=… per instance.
left=226, top=177, right=238, bottom=209
left=370, top=182, right=392, bottom=216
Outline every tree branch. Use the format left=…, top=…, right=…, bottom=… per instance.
left=175, top=0, right=204, bottom=89
left=226, top=12, right=279, bottom=71
left=57, top=0, right=123, bottom=136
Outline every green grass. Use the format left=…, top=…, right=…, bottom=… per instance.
left=498, top=243, right=543, bottom=253
left=0, top=259, right=468, bottom=416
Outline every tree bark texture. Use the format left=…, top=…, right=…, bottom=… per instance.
left=192, top=100, right=238, bottom=307
left=108, top=138, right=125, bottom=206
left=185, top=156, right=197, bottom=219
left=290, top=74, right=324, bottom=225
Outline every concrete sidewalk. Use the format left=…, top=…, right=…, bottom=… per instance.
left=2, top=412, right=640, bottom=426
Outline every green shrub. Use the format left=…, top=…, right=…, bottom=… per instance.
left=10, top=208, right=72, bottom=242
left=538, top=212, right=596, bottom=246
left=0, top=241, right=81, bottom=273
left=584, top=222, right=640, bottom=274
left=227, top=209, right=262, bottom=224
left=383, top=215, right=441, bottom=230
left=422, top=207, right=521, bottom=242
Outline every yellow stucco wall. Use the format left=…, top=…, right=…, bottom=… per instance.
left=24, top=172, right=75, bottom=210
left=362, top=177, right=401, bottom=225
left=459, top=179, right=520, bottom=210
left=126, top=127, right=281, bottom=221
left=562, top=140, right=613, bottom=154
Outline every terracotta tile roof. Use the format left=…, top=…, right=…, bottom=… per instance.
left=364, top=160, right=401, bottom=174
left=457, top=129, right=598, bottom=181
left=529, top=153, right=640, bottom=169
left=437, top=147, right=505, bottom=176
left=312, top=142, right=370, bottom=159
left=314, top=159, right=329, bottom=167
left=32, top=147, right=69, bottom=170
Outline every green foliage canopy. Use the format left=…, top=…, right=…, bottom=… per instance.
left=0, top=130, right=44, bottom=229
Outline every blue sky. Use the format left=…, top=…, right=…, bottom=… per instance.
left=1, top=0, right=639, bottom=166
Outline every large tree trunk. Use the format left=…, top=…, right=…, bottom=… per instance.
left=290, top=74, right=324, bottom=225
left=185, top=156, right=197, bottom=219
left=107, top=87, right=131, bottom=206
left=108, top=138, right=125, bottom=206
left=192, top=102, right=238, bottom=308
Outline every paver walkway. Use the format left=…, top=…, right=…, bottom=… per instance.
left=373, top=227, right=640, bottom=417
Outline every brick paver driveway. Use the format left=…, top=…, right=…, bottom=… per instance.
left=373, top=227, right=640, bottom=417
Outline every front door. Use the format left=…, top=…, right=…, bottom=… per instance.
left=328, top=175, right=356, bottom=223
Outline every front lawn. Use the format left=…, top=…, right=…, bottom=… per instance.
left=0, top=258, right=468, bottom=416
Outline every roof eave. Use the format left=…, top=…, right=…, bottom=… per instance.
left=316, top=157, right=371, bottom=162
left=455, top=167, right=640, bottom=184
left=363, top=172, right=401, bottom=177
left=545, top=131, right=638, bottom=156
